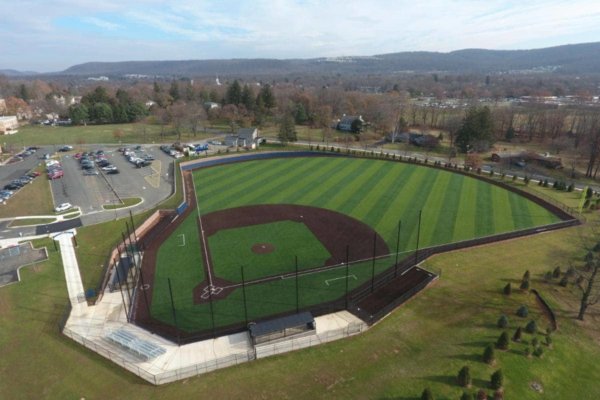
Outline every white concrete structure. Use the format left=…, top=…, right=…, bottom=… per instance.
left=0, top=116, right=18, bottom=135
left=58, top=229, right=367, bottom=385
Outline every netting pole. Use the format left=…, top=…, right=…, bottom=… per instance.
left=345, top=245, right=350, bottom=308
left=241, top=266, right=249, bottom=325
left=415, top=209, right=422, bottom=265
left=138, top=268, right=151, bottom=321
left=124, top=222, right=138, bottom=282
left=129, top=210, right=139, bottom=247
left=167, top=278, right=181, bottom=345
left=394, top=220, right=401, bottom=277
left=114, top=257, right=130, bottom=323
left=371, top=232, right=376, bottom=293
left=295, top=255, right=299, bottom=314
left=117, top=236, right=132, bottom=309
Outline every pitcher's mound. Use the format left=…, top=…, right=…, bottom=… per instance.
left=252, top=243, right=275, bottom=254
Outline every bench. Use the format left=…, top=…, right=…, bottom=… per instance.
left=106, top=329, right=166, bottom=361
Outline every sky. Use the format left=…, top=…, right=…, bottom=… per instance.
left=1, top=0, right=600, bottom=72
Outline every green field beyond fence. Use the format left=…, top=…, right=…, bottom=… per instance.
left=151, top=157, right=561, bottom=333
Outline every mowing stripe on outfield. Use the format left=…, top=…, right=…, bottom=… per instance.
left=364, top=165, right=416, bottom=233
left=475, top=181, right=495, bottom=237
left=240, top=156, right=334, bottom=205
left=429, top=172, right=464, bottom=246
left=301, top=158, right=370, bottom=205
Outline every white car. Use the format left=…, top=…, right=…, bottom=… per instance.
left=55, top=202, right=73, bottom=213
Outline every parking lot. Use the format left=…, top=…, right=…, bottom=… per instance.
left=50, top=145, right=174, bottom=217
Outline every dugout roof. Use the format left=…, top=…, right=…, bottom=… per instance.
left=249, top=312, right=315, bottom=338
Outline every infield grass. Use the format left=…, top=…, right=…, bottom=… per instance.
left=150, top=156, right=562, bottom=332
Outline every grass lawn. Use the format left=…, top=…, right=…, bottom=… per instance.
left=102, top=197, right=142, bottom=210
left=2, top=123, right=214, bottom=147
left=1, top=213, right=599, bottom=399
left=8, top=217, right=57, bottom=227
left=150, top=156, right=562, bottom=333
left=0, top=176, right=54, bottom=218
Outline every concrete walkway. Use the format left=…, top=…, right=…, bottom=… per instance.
left=55, top=230, right=85, bottom=306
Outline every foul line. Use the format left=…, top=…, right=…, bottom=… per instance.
left=325, top=274, right=357, bottom=286
left=190, top=173, right=214, bottom=285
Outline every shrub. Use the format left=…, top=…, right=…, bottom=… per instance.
left=559, top=276, right=569, bottom=287
left=516, top=305, right=529, bottom=318
left=483, top=344, right=495, bottom=364
left=520, top=279, right=530, bottom=290
left=458, top=366, right=472, bottom=387
left=496, top=332, right=509, bottom=350
left=513, top=326, right=523, bottom=342
left=476, top=389, right=488, bottom=400
left=421, top=387, right=434, bottom=400
left=490, top=369, right=504, bottom=390
left=461, top=392, right=475, bottom=400
left=552, top=266, right=561, bottom=278
left=503, top=283, right=511, bottom=295
left=533, top=346, right=544, bottom=358
left=497, top=315, right=509, bottom=328
left=525, top=320, right=537, bottom=334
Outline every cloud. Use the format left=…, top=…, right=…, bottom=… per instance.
left=1, top=0, right=599, bottom=71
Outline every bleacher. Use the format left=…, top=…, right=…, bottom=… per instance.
left=106, top=329, right=166, bottom=361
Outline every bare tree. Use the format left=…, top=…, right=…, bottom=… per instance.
left=575, top=222, right=600, bottom=320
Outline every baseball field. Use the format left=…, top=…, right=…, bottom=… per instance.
left=144, top=156, right=561, bottom=335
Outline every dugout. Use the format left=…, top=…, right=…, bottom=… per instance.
left=249, top=312, right=316, bottom=345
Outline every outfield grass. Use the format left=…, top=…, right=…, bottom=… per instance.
left=150, top=156, right=562, bottom=332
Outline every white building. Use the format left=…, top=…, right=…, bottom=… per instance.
left=0, top=116, right=19, bottom=135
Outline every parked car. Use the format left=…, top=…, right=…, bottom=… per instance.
left=55, top=202, right=73, bottom=212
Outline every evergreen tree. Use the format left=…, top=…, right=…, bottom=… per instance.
left=226, top=80, right=242, bottom=105
left=483, top=344, right=495, bottom=364
left=277, top=112, right=297, bottom=145
left=421, top=388, right=434, bottom=400
left=455, top=106, right=494, bottom=152
left=496, top=332, right=509, bottom=350
left=490, top=370, right=504, bottom=390
left=458, top=366, right=472, bottom=387
left=258, top=84, right=276, bottom=109
left=241, top=84, right=255, bottom=111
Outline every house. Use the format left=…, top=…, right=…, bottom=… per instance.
left=224, top=127, right=259, bottom=149
left=336, top=115, right=364, bottom=133
left=203, top=101, right=220, bottom=110
left=0, top=116, right=18, bottom=135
